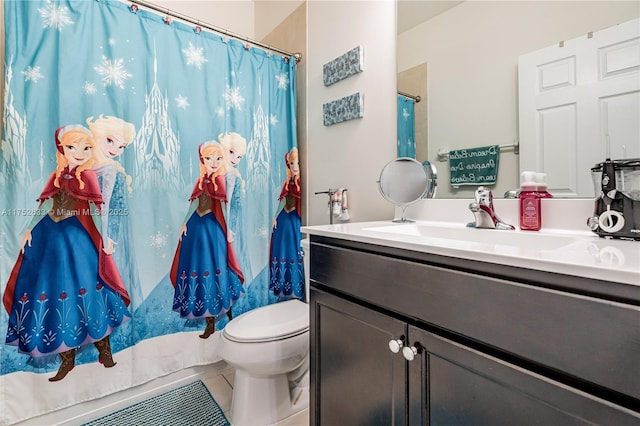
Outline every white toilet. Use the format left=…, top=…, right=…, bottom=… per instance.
left=219, top=239, right=310, bottom=426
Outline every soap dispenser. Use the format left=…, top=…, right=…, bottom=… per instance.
left=519, top=171, right=541, bottom=231
left=536, top=172, right=553, bottom=198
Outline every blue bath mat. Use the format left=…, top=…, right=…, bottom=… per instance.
left=82, top=380, right=230, bottom=426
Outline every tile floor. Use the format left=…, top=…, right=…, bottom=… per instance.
left=202, top=366, right=309, bottom=426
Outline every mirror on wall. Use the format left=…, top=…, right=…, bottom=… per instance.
left=397, top=0, right=640, bottom=199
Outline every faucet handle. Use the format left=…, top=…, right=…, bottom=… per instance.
left=504, top=189, right=521, bottom=199
left=474, top=186, right=493, bottom=206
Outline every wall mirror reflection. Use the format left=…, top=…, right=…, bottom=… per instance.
left=397, top=1, right=639, bottom=199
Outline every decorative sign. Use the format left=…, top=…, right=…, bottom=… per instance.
left=449, top=145, right=500, bottom=186
left=323, top=46, right=364, bottom=86
left=323, top=92, right=364, bottom=126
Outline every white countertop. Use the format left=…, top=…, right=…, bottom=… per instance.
left=301, top=220, right=640, bottom=286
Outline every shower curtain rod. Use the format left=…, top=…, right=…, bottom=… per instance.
left=398, top=91, right=421, bottom=103
left=128, top=0, right=302, bottom=63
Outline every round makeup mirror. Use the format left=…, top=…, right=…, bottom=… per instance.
left=378, top=157, right=437, bottom=222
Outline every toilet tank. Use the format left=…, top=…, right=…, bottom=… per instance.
left=301, top=238, right=310, bottom=301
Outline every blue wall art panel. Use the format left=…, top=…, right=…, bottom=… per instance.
left=323, top=46, right=364, bottom=87
left=323, top=93, right=364, bottom=126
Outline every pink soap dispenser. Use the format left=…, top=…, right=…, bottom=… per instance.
left=519, top=171, right=541, bottom=231
left=536, top=172, right=554, bottom=198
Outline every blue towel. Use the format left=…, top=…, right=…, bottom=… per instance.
left=397, top=95, right=416, bottom=158
left=449, top=145, right=500, bottom=187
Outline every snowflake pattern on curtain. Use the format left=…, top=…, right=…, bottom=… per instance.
left=0, top=0, right=299, bottom=391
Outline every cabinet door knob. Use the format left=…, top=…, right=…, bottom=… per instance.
left=402, top=345, right=420, bottom=361
left=388, top=336, right=405, bottom=353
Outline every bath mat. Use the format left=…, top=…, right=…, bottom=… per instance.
left=82, top=380, right=230, bottom=426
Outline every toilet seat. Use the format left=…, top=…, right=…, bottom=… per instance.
left=223, top=299, right=309, bottom=343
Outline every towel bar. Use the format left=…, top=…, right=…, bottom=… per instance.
left=437, top=140, right=519, bottom=162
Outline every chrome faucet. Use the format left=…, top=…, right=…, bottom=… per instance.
left=315, top=189, right=338, bottom=224
left=467, top=187, right=515, bottom=230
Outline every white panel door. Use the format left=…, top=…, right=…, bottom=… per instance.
left=519, top=18, right=640, bottom=198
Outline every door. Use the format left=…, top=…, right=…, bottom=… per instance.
left=310, top=288, right=407, bottom=426
left=519, top=18, right=640, bottom=197
left=407, top=325, right=639, bottom=425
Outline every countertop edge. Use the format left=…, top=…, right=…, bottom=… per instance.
left=301, top=221, right=640, bottom=287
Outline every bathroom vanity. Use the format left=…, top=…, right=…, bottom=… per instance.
left=302, top=220, right=640, bottom=425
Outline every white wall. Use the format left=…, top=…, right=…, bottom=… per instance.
left=307, top=0, right=397, bottom=225
left=254, top=0, right=305, bottom=40
left=397, top=1, right=639, bottom=199
left=139, top=0, right=256, bottom=38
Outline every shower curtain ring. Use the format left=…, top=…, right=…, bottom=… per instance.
left=129, top=3, right=139, bottom=14
left=194, top=20, right=202, bottom=34
left=163, top=9, right=171, bottom=25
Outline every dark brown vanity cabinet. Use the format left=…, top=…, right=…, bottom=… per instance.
left=311, top=289, right=407, bottom=425
left=309, top=236, right=640, bottom=426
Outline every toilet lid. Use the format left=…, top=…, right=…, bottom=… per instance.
left=223, top=299, right=309, bottom=343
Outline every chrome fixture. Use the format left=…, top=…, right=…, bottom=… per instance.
left=388, top=336, right=405, bottom=353
left=388, top=335, right=422, bottom=361
left=128, top=0, right=302, bottom=62
left=437, top=140, right=519, bottom=162
left=378, top=158, right=436, bottom=223
left=504, top=189, right=521, bottom=199
left=467, top=187, right=515, bottom=230
left=422, top=160, right=438, bottom=199
left=397, top=90, right=421, bottom=103
left=315, top=189, right=338, bottom=225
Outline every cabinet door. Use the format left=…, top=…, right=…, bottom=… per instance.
left=310, top=288, right=407, bottom=426
left=408, top=325, right=639, bottom=426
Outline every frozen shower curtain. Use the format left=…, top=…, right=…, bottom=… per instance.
left=0, top=1, right=299, bottom=423
left=397, top=95, right=416, bottom=158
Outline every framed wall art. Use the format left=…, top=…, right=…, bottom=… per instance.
left=323, top=46, right=364, bottom=86
left=323, top=92, right=364, bottom=126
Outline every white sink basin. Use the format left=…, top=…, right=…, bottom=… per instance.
left=362, top=222, right=590, bottom=251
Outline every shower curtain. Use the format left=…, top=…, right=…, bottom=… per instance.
left=397, top=95, right=416, bottom=158
left=0, top=1, right=299, bottom=423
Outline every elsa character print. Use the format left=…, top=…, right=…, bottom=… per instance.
left=2, top=125, right=131, bottom=382
left=170, top=142, right=245, bottom=338
left=219, top=131, right=253, bottom=289
left=88, top=115, right=143, bottom=309
left=269, top=147, right=304, bottom=299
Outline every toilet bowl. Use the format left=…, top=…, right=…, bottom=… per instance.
left=219, top=238, right=310, bottom=426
